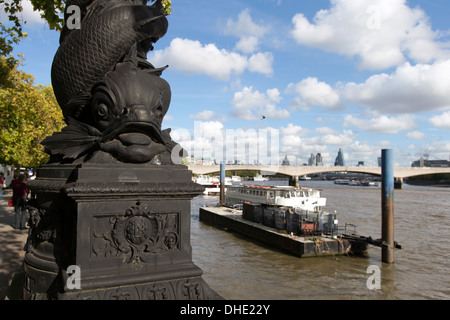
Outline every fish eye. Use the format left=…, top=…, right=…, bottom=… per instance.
left=96, top=103, right=109, bottom=120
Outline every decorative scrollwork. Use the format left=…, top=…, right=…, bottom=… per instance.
left=92, top=201, right=179, bottom=263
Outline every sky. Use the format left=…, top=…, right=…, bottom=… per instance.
left=6, top=0, right=450, bottom=167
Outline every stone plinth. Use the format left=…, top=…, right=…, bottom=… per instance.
left=23, top=163, right=221, bottom=300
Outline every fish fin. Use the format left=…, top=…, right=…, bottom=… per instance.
left=42, top=117, right=102, bottom=159
left=134, top=14, right=164, bottom=30
left=123, top=43, right=139, bottom=66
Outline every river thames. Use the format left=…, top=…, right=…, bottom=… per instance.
left=190, top=181, right=449, bottom=300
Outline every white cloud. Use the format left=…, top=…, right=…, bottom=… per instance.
left=280, top=123, right=309, bottom=137
left=196, top=121, right=226, bottom=137
left=149, top=38, right=247, bottom=80
left=170, top=128, right=192, bottom=143
left=343, top=60, right=450, bottom=114
left=406, top=131, right=426, bottom=140
left=315, top=127, right=336, bottom=135
left=190, top=110, right=227, bottom=122
left=248, top=52, right=274, bottom=76
left=0, top=1, right=45, bottom=25
left=235, top=36, right=259, bottom=54
left=278, top=124, right=358, bottom=165
left=287, top=77, right=341, bottom=110
left=230, top=86, right=290, bottom=120
left=343, top=141, right=389, bottom=166
left=21, top=0, right=45, bottom=25
left=308, top=130, right=355, bottom=146
left=149, top=38, right=273, bottom=80
left=224, top=9, right=269, bottom=54
left=285, top=59, right=450, bottom=115
left=343, top=114, right=417, bottom=134
left=290, top=0, right=450, bottom=70
left=280, top=134, right=329, bottom=164
left=191, top=110, right=215, bottom=121
left=429, top=111, right=450, bottom=129
left=225, top=9, right=268, bottom=38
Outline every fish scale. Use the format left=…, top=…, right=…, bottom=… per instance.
left=51, top=1, right=167, bottom=119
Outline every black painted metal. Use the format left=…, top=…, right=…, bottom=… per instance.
left=22, top=0, right=222, bottom=300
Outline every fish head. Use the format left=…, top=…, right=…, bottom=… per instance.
left=88, top=60, right=171, bottom=163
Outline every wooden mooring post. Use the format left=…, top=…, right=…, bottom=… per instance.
left=381, top=149, right=395, bottom=263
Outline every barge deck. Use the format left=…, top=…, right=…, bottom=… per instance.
left=199, top=206, right=369, bottom=258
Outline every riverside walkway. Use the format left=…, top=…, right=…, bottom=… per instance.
left=0, top=189, right=28, bottom=300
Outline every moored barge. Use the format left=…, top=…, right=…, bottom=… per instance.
left=199, top=185, right=370, bottom=258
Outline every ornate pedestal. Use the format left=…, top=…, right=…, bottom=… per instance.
left=23, top=163, right=222, bottom=300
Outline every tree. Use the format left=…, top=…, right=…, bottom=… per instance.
left=1, top=0, right=65, bottom=33
left=0, top=1, right=65, bottom=167
left=1, top=1, right=172, bottom=85
left=0, top=0, right=172, bottom=166
left=1, top=0, right=65, bottom=86
left=0, top=59, right=65, bottom=167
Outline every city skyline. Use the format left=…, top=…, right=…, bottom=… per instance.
left=6, top=0, right=450, bottom=167
left=187, top=147, right=383, bottom=167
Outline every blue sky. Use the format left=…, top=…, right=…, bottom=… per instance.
left=8, top=0, right=450, bottom=167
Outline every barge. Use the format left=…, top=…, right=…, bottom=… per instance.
left=199, top=185, right=371, bottom=258
left=199, top=206, right=369, bottom=258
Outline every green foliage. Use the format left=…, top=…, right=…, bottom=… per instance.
left=1, top=0, right=64, bottom=86
left=0, top=0, right=173, bottom=166
left=0, top=0, right=65, bottom=33
left=0, top=61, right=65, bottom=167
left=226, top=170, right=259, bottom=177
left=161, top=0, right=172, bottom=15
left=28, top=0, right=66, bottom=31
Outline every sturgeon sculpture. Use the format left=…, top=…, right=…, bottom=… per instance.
left=43, top=0, right=181, bottom=164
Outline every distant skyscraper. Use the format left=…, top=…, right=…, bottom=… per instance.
left=316, top=153, right=323, bottom=166
left=308, top=153, right=316, bottom=166
left=334, top=148, right=345, bottom=166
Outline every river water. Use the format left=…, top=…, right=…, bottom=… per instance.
left=190, top=180, right=449, bottom=300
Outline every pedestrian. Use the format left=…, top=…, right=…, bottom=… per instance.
left=12, top=173, right=29, bottom=230
left=10, top=173, right=18, bottom=188
left=0, top=173, right=4, bottom=200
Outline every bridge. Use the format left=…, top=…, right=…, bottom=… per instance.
left=188, top=164, right=450, bottom=179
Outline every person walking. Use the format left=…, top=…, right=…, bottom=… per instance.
left=0, top=173, right=4, bottom=199
left=12, top=173, right=29, bottom=230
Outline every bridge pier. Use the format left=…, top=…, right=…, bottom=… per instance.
left=289, top=176, right=299, bottom=187
left=394, top=178, right=403, bottom=189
